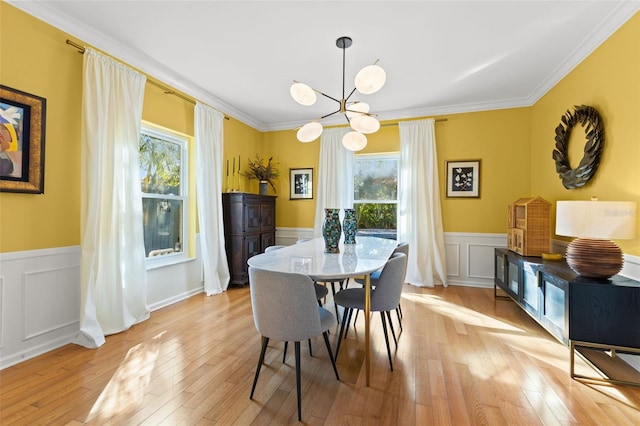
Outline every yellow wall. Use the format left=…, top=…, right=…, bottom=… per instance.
left=2, top=2, right=638, bottom=257
left=531, top=12, right=640, bottom=255
left=268, top=109, right=532, bottom=233
left=0, top=3, right=261, bottom=253
left=0, top=4, right=83, bottom=252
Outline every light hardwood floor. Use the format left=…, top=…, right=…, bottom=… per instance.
left=1, top=283, right=639, bottom=425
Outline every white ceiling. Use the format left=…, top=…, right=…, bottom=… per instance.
left=10, top=1, right=640, bottom=131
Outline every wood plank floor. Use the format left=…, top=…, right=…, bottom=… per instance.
left=1, top=283, right=639, bottom=425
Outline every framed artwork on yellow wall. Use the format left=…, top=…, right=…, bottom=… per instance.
left=446, top=160, right=480, bottom=198
left=0, top=85, right=47, bottom=193
left=290, top=168, right=313, bottom=200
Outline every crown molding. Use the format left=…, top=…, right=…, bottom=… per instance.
left=6, top=0, right=267, bottom=131
left=526, top=1, right=640, bottom=105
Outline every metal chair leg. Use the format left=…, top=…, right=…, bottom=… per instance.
left=380, top=312, right=394, bottom=371
left=386, top=310, right=397, bottom=346
left=295, top=341, right=302, bottom=422
left=323, top=331, right=340, bottom=380
left=334, top=307, right=350, bottom=361
left=250, top=336, right=269, bottom=399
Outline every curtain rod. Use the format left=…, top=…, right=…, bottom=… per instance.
left=66, top=39, right=229, bottom=119
left=381, top=118, right=447, bottom=127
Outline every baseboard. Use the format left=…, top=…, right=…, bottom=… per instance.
left=147, top=286, right=203, bottom=312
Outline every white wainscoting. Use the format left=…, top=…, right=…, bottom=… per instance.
left=0, top=236, right=204, bottom=369
left=3, top=230, right=638, bottom=369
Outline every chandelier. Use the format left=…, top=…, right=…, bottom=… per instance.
left=290, top=36, right=386, bottom=151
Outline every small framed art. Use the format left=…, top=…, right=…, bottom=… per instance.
left=290, top=168, right=313, bottom=200
left=0, top=85, right=47, bottom=193
left=446, top=160, right=480, bottom=198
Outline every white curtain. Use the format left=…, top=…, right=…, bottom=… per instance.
left=75, top=48, right=149, bottom=348
left=398, top=119, right=447, bottom=287
left=313, top=128, right=354, bottom=237
left=195, top=102, right=230, bottom=295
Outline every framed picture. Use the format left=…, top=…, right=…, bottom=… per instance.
left=0, top=85, right=47, bottom=193
left=290, top=167, right=313, bottom=200
left=446, top=160, right=480, bottom=198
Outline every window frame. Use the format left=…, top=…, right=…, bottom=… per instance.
left=139, top=123, right=190, bottom=267
left=353, top=152, right=399, bottom=230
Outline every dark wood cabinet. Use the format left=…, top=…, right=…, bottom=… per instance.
left=222, top=193, right=276, bottom=286
left=495, top=247, right=640, bottom=386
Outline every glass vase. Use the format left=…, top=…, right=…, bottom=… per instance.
left=322, top=208, right=341, bottom=253
left=343, top=208, right=357, bottom=244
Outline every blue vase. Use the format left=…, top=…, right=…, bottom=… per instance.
left=343, top=208, right=357, bottom=244
left=322, top=208, right=341, bottom=253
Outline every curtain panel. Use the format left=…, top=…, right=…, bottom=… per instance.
left=195, top=102, right=230, bottom=295
left=75, top=48, right=150, bottom=348
left=398, top=119, right=447, bottom=287
left=313, top=128, right=354, bottom=237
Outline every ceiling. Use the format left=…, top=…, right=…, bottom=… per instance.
left=11, top=1, right=640, bottom=132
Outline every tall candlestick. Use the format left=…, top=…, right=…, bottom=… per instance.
left=237, top=155, right=241, bottom=190
left=226, top=159, right=229, bottom=177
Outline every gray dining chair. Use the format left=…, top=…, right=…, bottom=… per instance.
left=353, top=242, right=409, bottom=332
left=292, top=240, right=345, bottom=321
left=264, top=244, right=329, bottom=360
left=333, top=252, right=407, bottom=371
left=248, top=267, right=340, bottom=421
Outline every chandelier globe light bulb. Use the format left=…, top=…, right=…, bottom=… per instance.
left=350, top=115, right=380, bottom=134
left=297, top=122, right=323, bottom=142
left=346, top=102, right=370, bottom=118
left=290, top=82, right=317, bottom=106
left=342, top=131, right=367, bottom=151
left=355, top=63, right=386, bottom=95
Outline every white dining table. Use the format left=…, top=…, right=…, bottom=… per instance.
left=247, top=236, right=398, bottom=386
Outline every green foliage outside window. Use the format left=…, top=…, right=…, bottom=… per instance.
left=354, top=156, right=398, bottom=230
left=355, top=203, right=397, bottom=229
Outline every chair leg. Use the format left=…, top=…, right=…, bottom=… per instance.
left=398, top=302, right=403, bottom=319
left=308, top=339, right=313, bottom=357
left=343, top=307, right=354, bottom=338
left=283, top=341, right=288, bottom=363
left=322, top=331, right=340, bottom=380
left=251, top=336, right=269, bottom=399
left=380, top=312, right=394, bottom=371
left=334, top=307, right=350, bottom=361
left=295, top=341, right=302, bottom=422
left=386, top=310, right=398, bottom=347
left=396, top=306, right=403, bottom=332
left=329, top=281, right=340, bottom=321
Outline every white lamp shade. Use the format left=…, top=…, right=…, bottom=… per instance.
left=342, top=131, right=367, bottom=151
left=556, top=200, right=637, bottom=239
left=297, top=122, right=323, bottom=142
left=346, top=102, right=370, bottom=118
left=355, top=64, right=386, bottom=95
left=290, top=82, right=316, bottom=106
left=350, top=114, right=380, bottom=134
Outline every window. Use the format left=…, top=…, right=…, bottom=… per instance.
left=353, top=153, right=398, bottom=231
left=139, top=125, right=189, bottom=259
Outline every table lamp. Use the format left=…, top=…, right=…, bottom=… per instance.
left=556, top=200, right=636, bottom=279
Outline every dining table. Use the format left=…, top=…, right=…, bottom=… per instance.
left=247, top=236, right=399, bottom=386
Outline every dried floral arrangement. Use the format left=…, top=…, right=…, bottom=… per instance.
left=244, top=155, right=280, bottom=191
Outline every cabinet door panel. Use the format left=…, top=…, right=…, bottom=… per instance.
left=244, top=201, right=262, bottom=233
left=506, top=259, right=521, bottom=300
left=522, top=264, right=540, bottom=317
left=540, top=273, right=568, bottom=344
left=260, top=201, right=276, bottom=232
